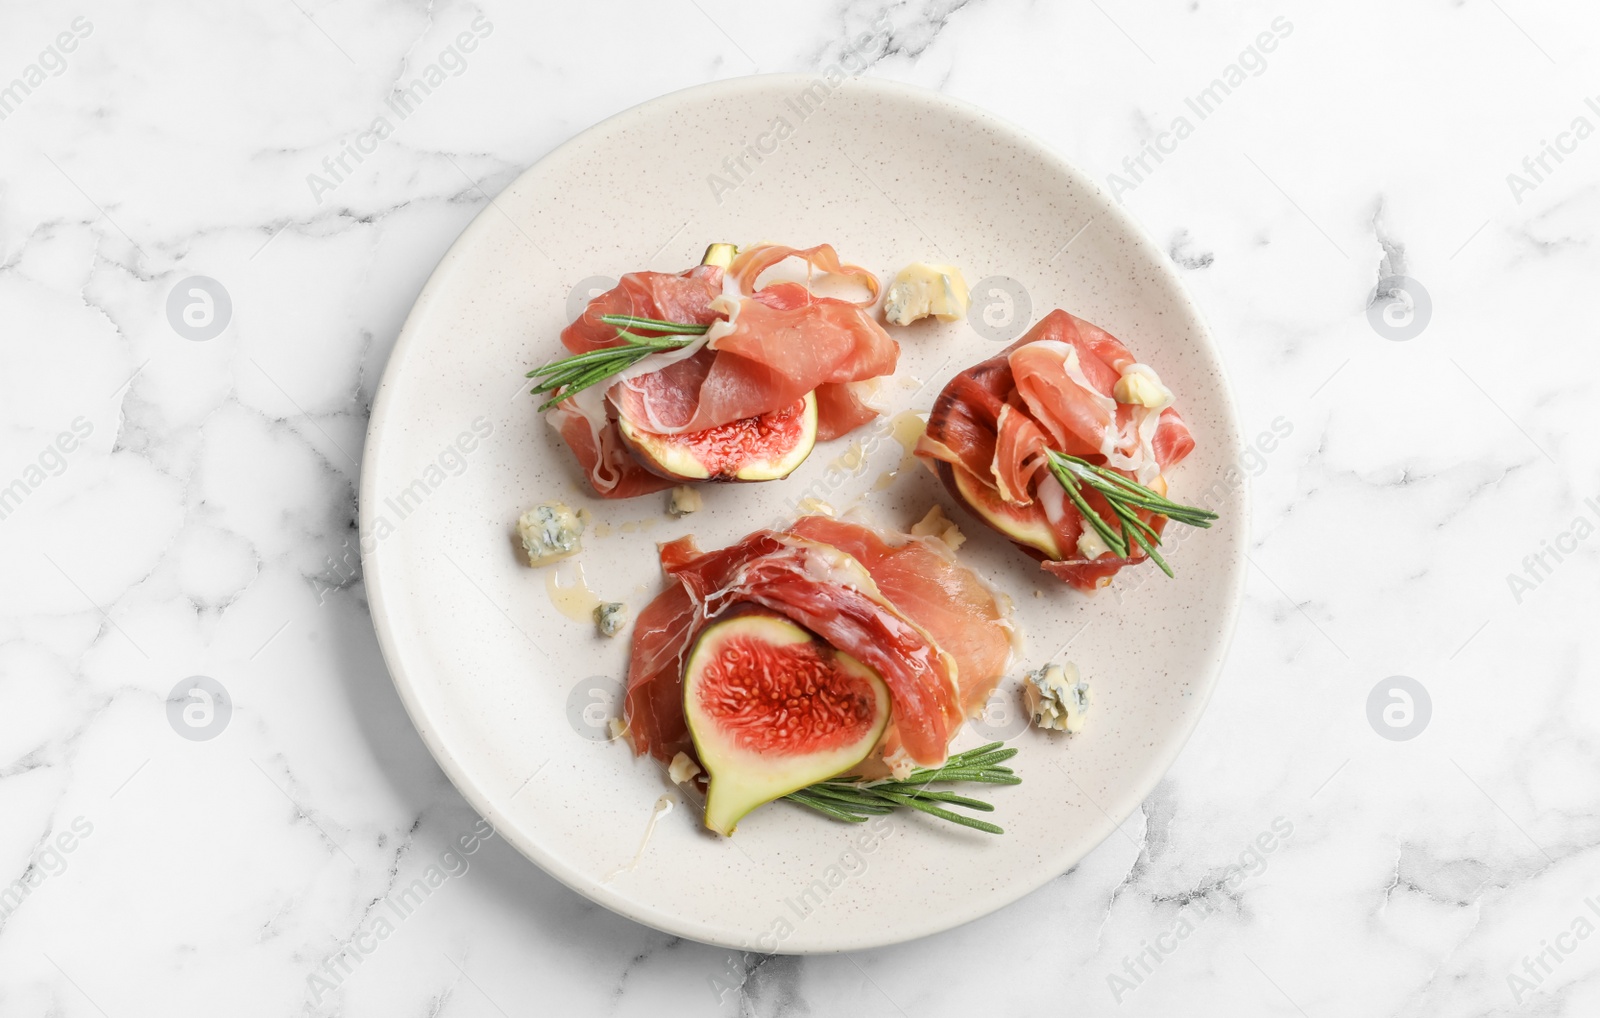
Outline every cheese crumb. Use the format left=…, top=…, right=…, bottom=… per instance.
left=1076, top=525, right=1111, bottom=561
left=594, top=601, right=628, bottom=637
left=667, top=485, right=702, bottom=516
left=668, top=752, right=701, bottom=784
left=882, top=744, right=916, bottom=780
left=883, top=263, right=971, bottom=326
left=1113, top=364, right=1174, bottom=409
left=516, top=501, right=586, bottom=566
left=1023, top=662, right=1090, bottom=733
left=797, top=496, right=836, bottom=517
left=911, top=504, right=967, bottom=550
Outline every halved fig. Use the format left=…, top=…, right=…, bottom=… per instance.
left=619, top=391, right=818, bottom=483
left=945, top=462, right=1063, bottom=559
left=683, top=609, right=891, bottom=836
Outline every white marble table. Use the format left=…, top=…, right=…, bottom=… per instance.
left=3, top=1, right=1595, bottom=1014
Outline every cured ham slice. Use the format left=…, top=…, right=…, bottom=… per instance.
left=612, top=290, right=895, bottom=435
left=623, top=518, right=1012, bottom=772
left=1002, top=312, right=1193, bottom=474
left=786, top=516, right=1012, bottom=718
left=917, top=310, right=1198, bottom=591
left=544, top=245, right=898, bottom=497
left=811, top=381, right=883, bottom=441
left=559, top=266, right=723, bottom=354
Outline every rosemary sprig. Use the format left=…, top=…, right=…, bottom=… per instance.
left=525, top=314, right=710, bottom=412
left=1044, top=450, right=1218, bottom=577
left=784, top=742, right=1021, bottom=835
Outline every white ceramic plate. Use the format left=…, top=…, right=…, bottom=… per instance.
left=361, top=74, right=1246, bottom=953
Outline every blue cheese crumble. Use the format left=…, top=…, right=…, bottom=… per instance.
left=516, top=501, right=585, bottom=566
left=594, top=601, right=628, bottom=637
left=883, top=263, right=971, bottom=326
left=1023, top=662, right=1091, bottom=733
left=667, top=485, right=702, bottom=516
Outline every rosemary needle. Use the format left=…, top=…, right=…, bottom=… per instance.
left=599, top=314, right=712, bottom=335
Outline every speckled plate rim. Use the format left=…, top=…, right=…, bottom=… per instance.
left=361, top=72, right=1248, bottom=953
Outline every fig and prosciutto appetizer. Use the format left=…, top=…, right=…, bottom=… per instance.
left=622, top=515, right=1015, bottom=835
left=915, top=310, right=1216, bottom=590
left=532, top=243, right=899, bottom=499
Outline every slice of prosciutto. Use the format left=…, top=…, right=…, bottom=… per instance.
left=545, top=244, right=899, bottom=498
left=623, top=517, right=1013, bottom=772
left=916, top=310, right=1198, bottom=591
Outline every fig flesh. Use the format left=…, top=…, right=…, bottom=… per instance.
left=619, top=391, right=818, bottom=483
